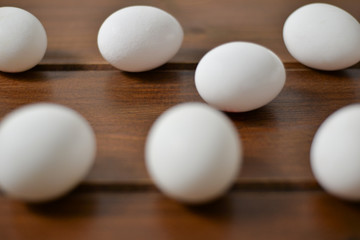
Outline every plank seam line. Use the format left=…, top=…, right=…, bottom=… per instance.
left=31, top=63, right=360, bottom=71
left=68, top=181, right=322, bottom=193
left=0, top=182, right=322, bottom=197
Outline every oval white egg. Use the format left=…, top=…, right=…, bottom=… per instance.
left=311, top=104, right=360, bottom=201
left=0, top=103, right=96, bottom=202
left=145, top=102, right=242, bottom=204
left=97, top=6, right=183, bottom=72
left=195, top=42, right=286, bottom=112
left=0, top=7, right=47, bottom=73
left=283, top=3, right=360, bottom=70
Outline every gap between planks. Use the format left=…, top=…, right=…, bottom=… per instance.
left=71, top=179, right=321, bottom=193
left=32, top=62, right=360, bottom=71
left=0, top=180, right=321, bottom=197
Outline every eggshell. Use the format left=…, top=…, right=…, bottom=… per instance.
left=0, top=103, right=96, bottom=202
left=283, top=3, right=360, bottom=70
left=145, top=102, right=242, bottom=204
left=195, top=42, right=286, bottom=112
left=97, top=6, right=183, bottom=72
left=311, top=104, right=360, bottom=201
left=0, top=7, right=47, bottom=72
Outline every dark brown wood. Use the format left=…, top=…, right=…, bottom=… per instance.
left=0, top=0, right=359, bottom=65
left=0, top=190, right=360, bottom=240
left=1, top=0, right=360, bottom=238
left=0, top=69, right=360, bottom=185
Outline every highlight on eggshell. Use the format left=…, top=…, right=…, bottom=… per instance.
left=97, top=5, right=184, bottom=72
left=145, top=102, right=242, bottom=204
left=195, top=41, right=286, bottom=112
left=0, top=103, right=96, bottom=202
left=283, top=3, right=360, bottom=70
left=311, top=104, right=360, bottom=201
left=0, top=7, right=47, bottom=73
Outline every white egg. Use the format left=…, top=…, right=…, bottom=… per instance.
left=0, top=103, right=96, bottom=202
left=0, top=7, right=47, bottom=73
left=311, top=104, right=360, bottom=201
left=97, top=6, right=183, bottom=72
left=195, top=42, right=286, bottom=112
left=283, top=3, right=360, bottom=71
left=145, top=102, right=242, bottom=204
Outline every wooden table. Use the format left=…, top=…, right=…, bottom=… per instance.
left=1, top=0, right=360, bottom=239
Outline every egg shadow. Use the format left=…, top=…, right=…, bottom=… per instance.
left=312, top=68, right=355, bottom=79
left=121, top=69, right=181, bottom=84
left=25, top=188, right=98, bottom=218
left=154, top=192, right=235, bottom=239
left=157, top=192, right=234, bottom=220
left=183, top=194, right=234, bottom=220
left=0, top=71, right=51, bottom=82
left=225, top=105, right=280, bottom=128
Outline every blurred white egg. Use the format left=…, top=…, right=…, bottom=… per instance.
left=283, top=3, right=360, bottom=70
left=195, top=42, right=286, bottom=112
left=0, top=7, right=47, bottom=72
left=97, top=6, right=183, bottom=72
left=145, top=102, right=242, bottom=204
left=311, top=104, right=360, bottom=201
left=0, top=103, right=96, bottom=202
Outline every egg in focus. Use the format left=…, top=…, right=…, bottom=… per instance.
left=195, top=42, right=286, bottom=112
left=0, top=7, right=47, bottom=73
left=283, top=3, right=360, bottom=70
left=97, top=6, right=183, bottom=72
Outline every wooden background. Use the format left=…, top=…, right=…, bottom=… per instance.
left=1, top=0, right=360, bottom=239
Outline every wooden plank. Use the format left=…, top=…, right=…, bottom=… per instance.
left=0, top=69, right=359, bottom=184
left=1, top=0, right=359, bottom=65
left=0, top=190, right=359, bottom=240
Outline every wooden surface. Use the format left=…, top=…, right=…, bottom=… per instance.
left=0, top=0, right=360, bottom=239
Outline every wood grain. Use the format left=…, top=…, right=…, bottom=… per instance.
left=1, top=0, right=360, bottom=238
left=1, top=69, right=359, bottom=185
left=1, top=190, right=360, bottom=240
left=0, top=0, right=359, bottom=65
